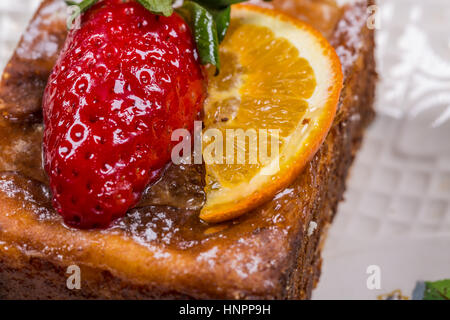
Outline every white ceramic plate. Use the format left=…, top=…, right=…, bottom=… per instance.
left=314, top=0, right=450, bottom=299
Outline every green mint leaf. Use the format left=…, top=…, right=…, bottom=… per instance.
left=194, top=0, right=272, bottom=42
left=209, top=6, right=230, bottom=43
left=423, top=279, right=450, bottom=300
left=177, top=1, right=220, bottom=73
left=136, top=0, right=174, bottom=17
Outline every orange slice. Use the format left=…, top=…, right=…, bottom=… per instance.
left=200, top=4, right=343, bottom=223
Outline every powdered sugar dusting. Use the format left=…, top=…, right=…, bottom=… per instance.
left=331, top=1, right=368, bottom=75
left=0, top=173, right=55, bottom=221
left=16, top=0, right=66, bottom=60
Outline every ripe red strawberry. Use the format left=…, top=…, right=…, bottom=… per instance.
left=43, top=0, right=206, bottom=229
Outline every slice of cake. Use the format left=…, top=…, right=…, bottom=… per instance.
left=0, top=0, right=376, bottom=299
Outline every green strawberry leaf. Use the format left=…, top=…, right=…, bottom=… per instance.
left=65, top=0, right=272, bottom=73
left=176, top=1, right=220, bottom=73
left=423, top=279, right=450, bottom=300
left=65, top=0, right=99, bottom=13
left=136, top=0, right=174, bottom=17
